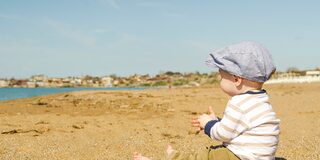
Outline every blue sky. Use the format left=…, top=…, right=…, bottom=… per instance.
left=1, top=0, right=319, bottom=78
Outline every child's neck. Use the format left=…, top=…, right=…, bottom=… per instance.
left=238, top=83, right=263, bottom=95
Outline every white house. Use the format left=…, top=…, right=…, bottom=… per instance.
left=27, top=81, right=36, bottom=88
left=101, top=76, right=113, bottom=87
left=305, top=70, right=320, bottom=76
left=31, top=74, right=48, bottom=82
left=0, top=80, right=9, bottom=88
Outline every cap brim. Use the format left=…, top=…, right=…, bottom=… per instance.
left=205, top=53, right=223, bottom=69
left=205, top=54, right=216, bottom=68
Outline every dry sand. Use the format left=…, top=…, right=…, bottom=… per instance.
left=0, top=83, right=320, bottom=160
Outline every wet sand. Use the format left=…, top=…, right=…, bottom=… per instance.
left=0, top=83, right=320, bottom=159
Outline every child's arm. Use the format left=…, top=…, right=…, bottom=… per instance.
left=199, top=104, right=250, bottom=142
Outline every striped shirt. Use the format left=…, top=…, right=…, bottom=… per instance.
left=205, top=90, right=280, bottom=160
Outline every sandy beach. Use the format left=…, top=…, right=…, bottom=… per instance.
left=0, top=83, right=320, bottom=160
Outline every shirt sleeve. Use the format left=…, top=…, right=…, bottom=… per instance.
left=205, top=103, right=250, bottom=142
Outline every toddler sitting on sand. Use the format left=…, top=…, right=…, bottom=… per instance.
left=134, top=41, right=280, bottom=160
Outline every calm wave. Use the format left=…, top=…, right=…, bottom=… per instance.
left=0, top=88, right=145, bottom=101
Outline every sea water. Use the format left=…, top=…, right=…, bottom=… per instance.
left=0, top=87, right=145, bottom=101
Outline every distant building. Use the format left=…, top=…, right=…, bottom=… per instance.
left=0, top=80, right=9, bottom=88
left=113, top=80, right=119, bottom=86
left=305, top=70, right=320, bottom=76
left=267, top=69, right=320, bottom=84
left=48, top=78, right=64, bottom=87
left=30, top=74, right=48, bottom=82
left=101, top=76, right=113, bottom=87
left=71, top=77, right=82, bottom=86
left=62, top=77, right=71, bottom=83
left=28, top=74, right=49, bottom=87
left=27, top=81, right=36, bottom=88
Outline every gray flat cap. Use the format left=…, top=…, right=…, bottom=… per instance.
left=206, top=41, right=276, bottom=82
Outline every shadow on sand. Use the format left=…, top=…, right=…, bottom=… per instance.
left=275, top=157, right=286, bottom=160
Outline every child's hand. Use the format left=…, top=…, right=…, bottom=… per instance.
left=191, top=106, right=218, bottom=131
left=207, top=106, right=217, bottom=120
left=191, top=117, right=203, bottom=133
left=198, top=114, right=213, bottom=128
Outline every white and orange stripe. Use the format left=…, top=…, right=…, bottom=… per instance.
left=206, top=90, right=280, bottom=160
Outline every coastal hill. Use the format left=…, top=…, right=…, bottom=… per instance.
left=1, top=83, right=320, bottom=159
left=1, top=68, right=320, bottom=88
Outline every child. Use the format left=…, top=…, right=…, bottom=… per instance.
left=134, top=41, right=280, bottom=160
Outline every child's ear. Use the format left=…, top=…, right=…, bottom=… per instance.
left=233, top=75, right=242, bottom=86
